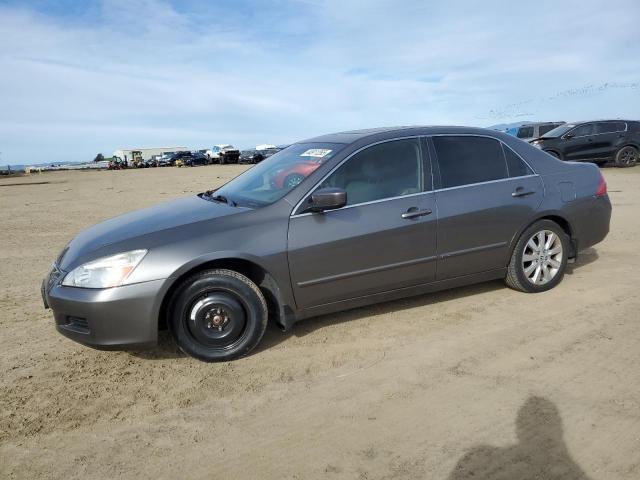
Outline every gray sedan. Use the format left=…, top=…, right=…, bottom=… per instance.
left=42, top=126, right=611, bottom=361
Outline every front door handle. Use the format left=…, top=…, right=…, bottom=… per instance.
left=512, top=187, right=536, bottom=198
left=402, top=207, right=432, bottom=219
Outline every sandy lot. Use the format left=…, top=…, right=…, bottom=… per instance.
left=1, top=165, right=639, bottom=479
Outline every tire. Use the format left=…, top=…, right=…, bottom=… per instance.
left=544, top=150, right=561, bottom=159
left=220, top=155, right=227, bottom=165
left=505, top=220, right=569, bottom=293
left=614, top=146, right=638, bottom=168
left=283, top=173, right=305, bottom=188
left=168, top=269, right=268, bottom=362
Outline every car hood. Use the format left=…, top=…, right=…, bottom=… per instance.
left=59, top=195, right=239, bottom=270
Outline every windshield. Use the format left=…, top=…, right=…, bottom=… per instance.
left=542, top=124, right=575, bottom=138
left=212, top=142, right=344, bottom=208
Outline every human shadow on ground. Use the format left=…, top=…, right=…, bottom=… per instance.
left=447, top=396, right=594, bottom=480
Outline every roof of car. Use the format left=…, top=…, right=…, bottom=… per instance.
left=300, top=125, right=508, bottom=144
left=568, top=119, right=635, bottom=125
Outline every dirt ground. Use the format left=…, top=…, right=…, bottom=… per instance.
left=1, top=165, right=639, bottom=479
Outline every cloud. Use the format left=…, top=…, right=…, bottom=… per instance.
left=0, top=0, right=639, bottom=164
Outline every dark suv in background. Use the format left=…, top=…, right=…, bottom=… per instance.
left=169, top=151, right=209, bottom=166
left=530, top=120, right=640, bottom=167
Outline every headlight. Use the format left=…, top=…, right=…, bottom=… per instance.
left=62, top=249, right=147, bottom=288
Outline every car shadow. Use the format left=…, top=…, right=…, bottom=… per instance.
left=566, top=247, right=599, bottom=275
left=447, top=396, right=594, bottom=479
left=258, top=248, right=601, bottom=353
left=131, top=248, right=600, bottom=360
left=129, top=330, right=184, bottom=360
left=256, top=279, right=506, bottom=353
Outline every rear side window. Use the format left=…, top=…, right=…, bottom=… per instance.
left=433, top=136, right=508, bottom=188
left=595, top=122, right=614, bottom=134
left=317, top=138, right=423, bottom=206
left=517, top=126, right=534, bottom=138
left=502, top=145, right=533, bottom=177
left=595, top=122, right=626, bottom=134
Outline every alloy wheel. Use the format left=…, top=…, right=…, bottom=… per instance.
left=618, top=146, right=638, bottom=167
left=522, top=230, right=563, bottom=286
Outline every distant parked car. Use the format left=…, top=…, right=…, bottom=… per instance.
left=184, top=152, right=209, bottom=167
left=271, top=157, right=323, bottom=188
left=144, top=155, right=162, bottom=168
left=505, top=122, right=566, bottom=142
left=530, top=120, right=640, bottom=167
left=169, top=151, right=208, bottom=167
left=261, top=147, right=281, bottom=158
left=168, top=151, right=192, bottom=166
left=239, top=148, right=280, bottom=164
left=206, top=145, right=241, bottom=164
left=239, top=149, right=264, bottom=164
left=156, top=152, right=175, bottom=167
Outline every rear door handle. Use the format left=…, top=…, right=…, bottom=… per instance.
left=512, top=187, right=536, bottom=198
left=402, top=207, right=432, bottom=219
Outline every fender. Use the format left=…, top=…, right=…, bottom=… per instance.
left=151, top=250, right=297, bottom=332
left=505, top=210, right=575, bottom=265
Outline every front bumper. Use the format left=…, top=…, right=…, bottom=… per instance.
left=42, top=277, right=164, bottom=350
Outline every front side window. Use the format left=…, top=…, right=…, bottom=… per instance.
left=213, top=143, right=344, bottom=208
left=316, top=138, right=423, bottom=206
left=433, top=136, right=508, bottom=188
left=569, top=123, right=594, bottom=137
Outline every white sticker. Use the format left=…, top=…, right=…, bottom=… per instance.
left=300, top=149, right=332, bottom=158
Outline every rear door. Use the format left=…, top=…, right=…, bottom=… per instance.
left=430, top=135, right=543, bottom=280
left=594, top=121, right=627, bottom=160
left=287, top=138, right=437, bottom=309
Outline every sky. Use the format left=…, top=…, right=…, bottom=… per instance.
left=0, top=0, right=639, bottom=164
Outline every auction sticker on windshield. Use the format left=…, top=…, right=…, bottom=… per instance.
left=300, top=149, right=332, bottom=158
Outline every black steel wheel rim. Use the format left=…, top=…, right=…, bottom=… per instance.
left=185, top=291, right=248, bottom=349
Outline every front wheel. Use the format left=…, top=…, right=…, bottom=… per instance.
left=614, top=146, right=638, bottom=168
left=168, top=269, right=268, bottom=361
left=505, top=220, right=569, bottom=293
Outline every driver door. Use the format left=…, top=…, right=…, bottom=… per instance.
left=287, top=138, right=438, bottom=309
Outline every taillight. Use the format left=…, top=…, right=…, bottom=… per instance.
left=595, top=171, right=607, bottom=197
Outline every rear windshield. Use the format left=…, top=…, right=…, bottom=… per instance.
left=213, top=143, right=344, bottom=208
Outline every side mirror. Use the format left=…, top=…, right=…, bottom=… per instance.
left=306, top=187, right=347, bottom=213
left=563, top=133, right=574, bottom=139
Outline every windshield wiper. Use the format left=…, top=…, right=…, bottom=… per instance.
left=203, top=190, right=236, bottom=206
